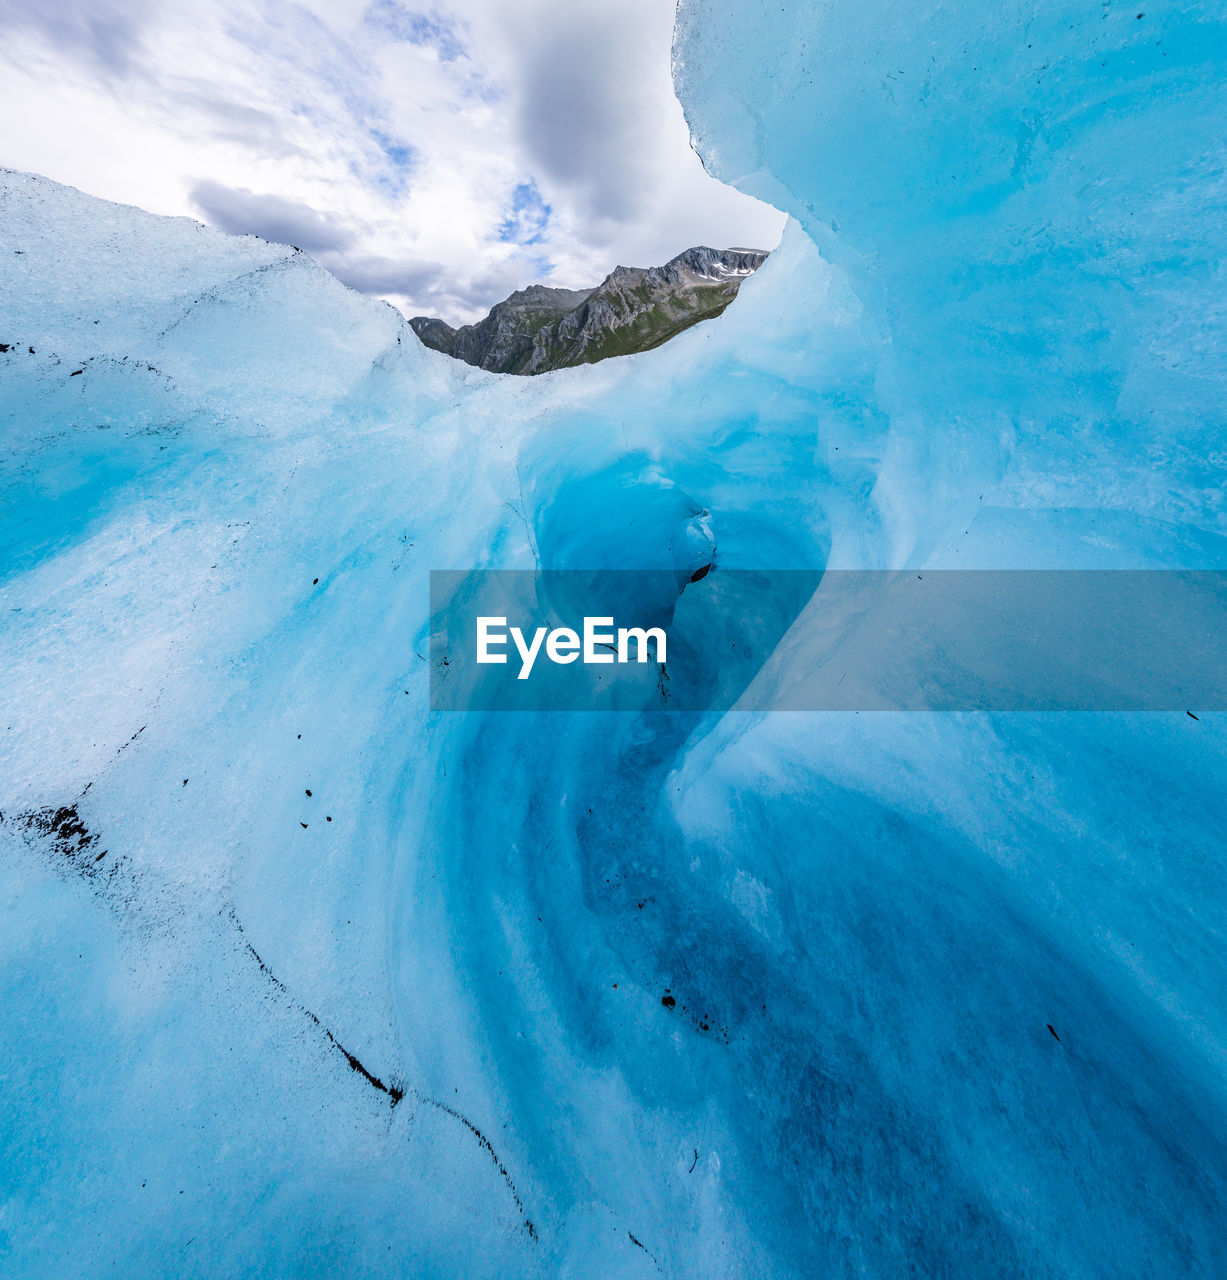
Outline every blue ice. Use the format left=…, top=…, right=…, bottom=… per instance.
left=2, top=0, right=1227, bottom=1275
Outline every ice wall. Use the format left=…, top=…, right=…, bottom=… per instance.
left=1, top=1, right=1226, bottom=1277
left=0, top=168, right=876, bottom=1277
left=666, top=1, right=1227, bottom=1274
left=675, top=0, right=1227, bottom=568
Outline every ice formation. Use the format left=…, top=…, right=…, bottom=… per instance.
left=2, top=1, right=1226, bottom=1276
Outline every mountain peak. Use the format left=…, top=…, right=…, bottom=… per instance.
left=410, top=246, right=768, bottom=375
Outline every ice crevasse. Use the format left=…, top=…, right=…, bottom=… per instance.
left=2, top=1, right=1227, bottom=1277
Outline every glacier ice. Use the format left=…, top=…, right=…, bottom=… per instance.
left=2, top=0, right=1227, bottom=1276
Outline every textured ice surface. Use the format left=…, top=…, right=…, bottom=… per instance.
left=3, top=1, right=1227, bottom=1276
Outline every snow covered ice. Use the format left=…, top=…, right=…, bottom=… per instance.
left=3, top=1, right=1227, bottom=1276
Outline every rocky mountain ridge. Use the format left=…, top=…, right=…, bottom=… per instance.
left=410, top=246, right=767, bottom=375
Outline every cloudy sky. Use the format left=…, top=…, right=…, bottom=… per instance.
left=0, top=0, right=784, bottom=323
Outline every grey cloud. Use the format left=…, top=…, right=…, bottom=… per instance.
left=513, top=8, right=658, bottom=227
left=0, top=0, right=150, bottom=76
left=326, top=253, right=446, bottom=298
left=174, top=94, right=304, bottom=158
left=190, top=180, right=355, bottom=253
left=188, top=179, right=546, bottom=321
left=326, top=255, right=554, bottom=324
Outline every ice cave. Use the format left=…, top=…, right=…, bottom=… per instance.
left=2, top=1, right=1226, bottom=1276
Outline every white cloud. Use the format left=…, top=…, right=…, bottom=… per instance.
left=0, top=0, right=785, bottom=323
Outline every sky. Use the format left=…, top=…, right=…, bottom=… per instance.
left=0, top=0, right=785, bottom=323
